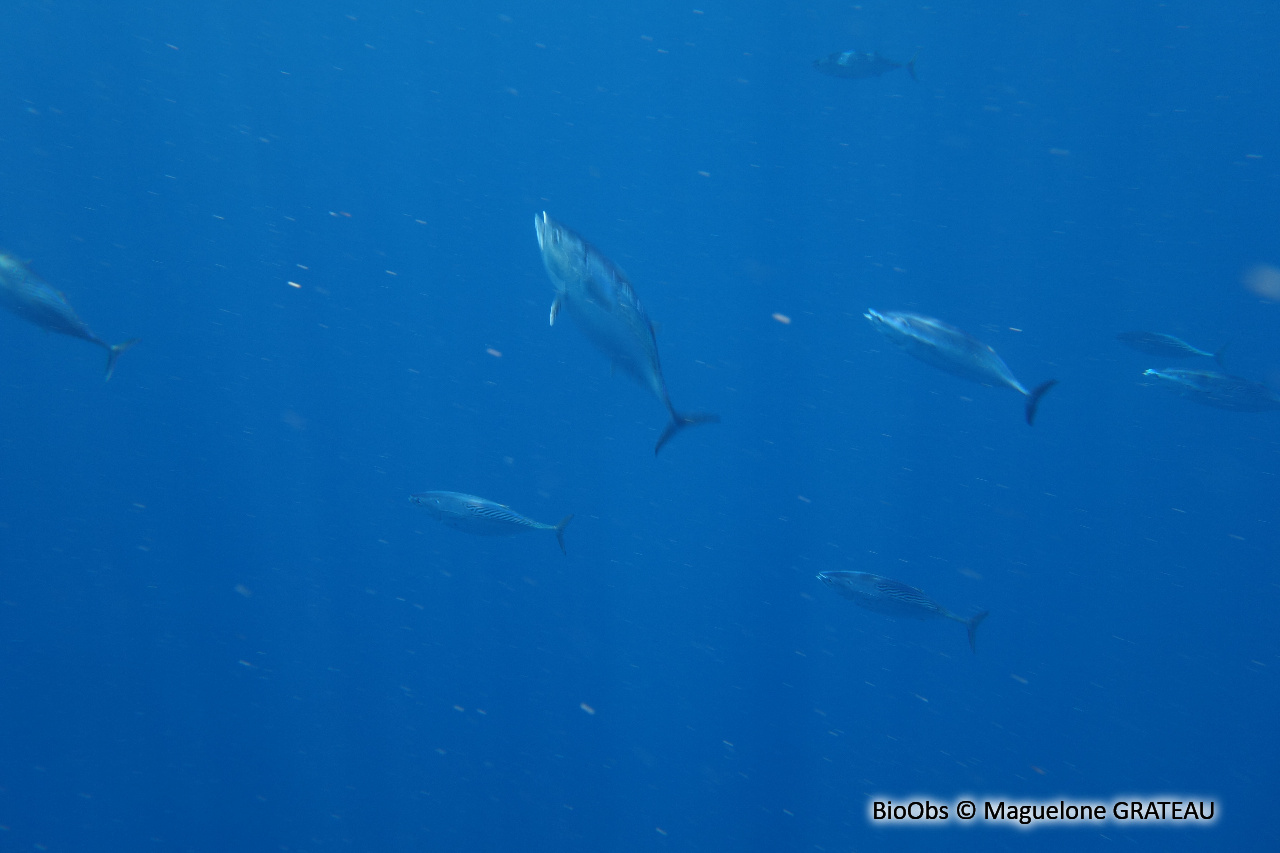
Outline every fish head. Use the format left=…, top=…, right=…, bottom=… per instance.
left=863, top=308, right=899, bottom=336
left=534, top=211, right=586, bottom=288
left=408, top=492, right=446, bottom=517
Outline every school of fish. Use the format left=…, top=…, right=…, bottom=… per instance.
left=2, top=47, right=1275, bottom=656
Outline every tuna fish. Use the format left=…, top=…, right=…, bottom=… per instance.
left=409, top=491, right=574, bottom=554
left=1142, top=369, right=1280, bottom=412
left=0, top=252, right=138, bottom=380
left=813, top=50, right=918, bottom=81
left=864, top=309, right=1057, bottom=425
left=817, top=570, right=989, bottom=653
left=1117, top=332, right=1224, bottom=367
left=534, top=211, right=719, bottom=454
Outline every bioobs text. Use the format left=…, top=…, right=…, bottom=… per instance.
left=871, top=800, right=948, bottom=821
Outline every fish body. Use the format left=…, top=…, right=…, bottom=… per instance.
left=409, top=491, right=573, bottom=554
left=0, top=252, right=138, bottom=379
left=1143, top=369, right=1280, bottom=412
left=817, top=570, right=988, bottom=652
left=1117, top=331, right=1223, bottom=366
left=864, top=308, right=1056, bottom=424
left=814, top=50, right=918, bottom=81
left=534, top=211, right=718, bottom=453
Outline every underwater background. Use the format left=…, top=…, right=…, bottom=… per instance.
left=1, top=1, right=1277, bottom=850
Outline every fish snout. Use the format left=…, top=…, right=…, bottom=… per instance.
left=534, top=212, right=547, bottom=250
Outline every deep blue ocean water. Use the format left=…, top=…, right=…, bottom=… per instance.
left=2, top=1, right=1277, bottom=850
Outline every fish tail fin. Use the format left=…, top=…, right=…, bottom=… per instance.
left=1213, top=342, right=1228, bottom=369
left=966, top=610, right=989, bottom=653
left=655, top=410, right=721, bottom=455
left=1024, top=379, right=1057, bottom=425
left=104, top=338, right=140, bottom=381
left=554, top=514, right=573, bottom=555
left=907, top=51, right=919, bottom=81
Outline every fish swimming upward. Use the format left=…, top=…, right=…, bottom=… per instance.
left=864, top=309, right=1057, bottom=425
left=1117, top=332, right=1225, bottom=367
left=534, top=211, right=719, bottom=454
left=1142, top=369, right=1280, bottom=412
left=0, top=253, right=138, bottom=380
left=817, top=571, right=989, bottom=653
left=813, top=50, right=918, bottom=81
left=409, top=491, right=574, bottom=554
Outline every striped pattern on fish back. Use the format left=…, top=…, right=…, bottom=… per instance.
left=465, top=501, right=541, bottom=529
left=872, top=578, right=946, bottom=615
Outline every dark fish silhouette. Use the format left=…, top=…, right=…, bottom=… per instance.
left=818, top=571, right=988, bottom=653
left=1117, top=332, right=1224, bottom=367
left=814, top=50, right=918, bottom=81
left=409, top=491, right=573, bottom=554
left=1142, top=369, right=1280, bottom=412
left=0, top=253, right=138, bottom=380
left=865, top=309, right=1057, bottom=425
left=534, top=211, right=719, bottom=454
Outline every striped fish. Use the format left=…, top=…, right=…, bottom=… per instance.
left=535, top=212, right=719, bottom=454
left=817, top=571, right=989, bottom=653
left=864, top=309, right=1056, bottom=425
left=409, top=491, right=573, bottom=554
left=1117, top=332, right=1224, bottom=366
left=1143, top=369, right=1280, bottom=412
left=0, top=252, right=138, bottom=380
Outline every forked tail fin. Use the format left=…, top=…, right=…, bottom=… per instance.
left=906, top=51, right=919, bottom=82
left=554, top=514, right=574, bottom=555
left=1024, top=379, right=1057, bottom=425
left=1213, top=342, right=1228, bottom=369
left=966, top=611, right=989, bottom=653
left=655, top=410, right=720, bottom=455
left=104, top=338, right=140, bottom=381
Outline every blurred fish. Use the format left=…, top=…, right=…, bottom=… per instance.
left=1117, top=331, right=1224, bottom=367
left=813, top=50, right=918, bottom=81
left=534, top=211, right=719, bottom=454
left=1142, top=369, right=1280, bottom=412
left=864, top=309, right=1057, bottom=425
left=409, top=491, right=573, bottom=554
left=0, top=253, right=138, bottom=380
left=817, top=571, right=989, bottom=653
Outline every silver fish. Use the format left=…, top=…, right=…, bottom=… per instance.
left=1117, top=331, right=1224, bottom=366
left=864, top=308, right=1057, bottom=425
left=813, top=50, right=918, bottom=81
left=1142, top=369, right=1280, bottom=412
left=0, top=252, right=138, bottom=380
left=817, top=571, right=988, bottom=653
left=534, top=211, right=719, bottom=454
left=409, top=491, right=573, bottom=554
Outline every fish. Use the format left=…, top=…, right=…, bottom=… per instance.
left=1117, top=331, right=1224, bottom=367
left=864, top=309, right=1057, bottom=425
left=409, top=491, right=574, bottom=554
left=817, top=570, right=989, bottom=653
left=813, top=50, right=918, bottom=81
left=534, top=211, right=719, bottom=454
left=1142, top=369, right=1280, bottom=412
left=0, top=252, right=138, bottom=380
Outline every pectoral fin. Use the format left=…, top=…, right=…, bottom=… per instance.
left=549, top=297, right=562, bottom=326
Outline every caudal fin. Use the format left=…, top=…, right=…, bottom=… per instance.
left=104, top=338, right=140, bottom=381
left=655, top=410, right=720, bottom=455
left=1213, top=342, right=1228, bottom=369
left=1024, top=379, right=1057, bottom=425
left=906, top=51, right=919, bottom=82
left=554, top=514, right=574, bottom=555
left=966, top=610, right=989, bottom=653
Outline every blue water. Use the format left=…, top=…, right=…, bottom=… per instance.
left=2, top=1, right=1277, bottom=850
